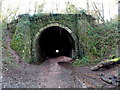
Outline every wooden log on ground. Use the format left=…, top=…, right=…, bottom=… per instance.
left=91, top=58, right=120, bottom=71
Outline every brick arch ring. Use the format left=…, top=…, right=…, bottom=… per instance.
left=33, top=23, right=78, bottom=63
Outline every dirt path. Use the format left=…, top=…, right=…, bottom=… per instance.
left=3, top=57, right=83, bottom=88
left=3, top=57, right=119, bottom=88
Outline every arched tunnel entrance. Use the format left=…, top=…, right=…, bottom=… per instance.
left=36, top=26, right=75, bottom=63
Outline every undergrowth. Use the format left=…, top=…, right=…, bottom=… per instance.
left=2, top=25, right=18, bottom=67
left=73, top=56, right=99, bottom=66
left=73, top=20, right=119, bottom=66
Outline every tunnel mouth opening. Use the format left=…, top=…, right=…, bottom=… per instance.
left=36, top=26, right=75, bottom=63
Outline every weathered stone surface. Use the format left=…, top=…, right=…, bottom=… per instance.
left=11, top=14, right=94, bottom=64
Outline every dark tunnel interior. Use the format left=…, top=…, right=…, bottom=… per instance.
left=36, top=26, right=75, bottom=61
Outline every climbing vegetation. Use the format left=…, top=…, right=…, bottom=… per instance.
left=73, top=20, right=119, bottom=66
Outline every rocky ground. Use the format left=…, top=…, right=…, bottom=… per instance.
left=74, top=64, right=119, bottom=88
left=2, top=30, right=119, bottom=88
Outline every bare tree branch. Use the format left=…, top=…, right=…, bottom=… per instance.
left=92, top=2, right=105, bottom=23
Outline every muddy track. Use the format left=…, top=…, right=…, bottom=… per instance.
left=3, top=57, right=83, bottom=88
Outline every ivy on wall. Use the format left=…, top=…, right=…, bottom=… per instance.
left=11, top=14, right=32, bottom=63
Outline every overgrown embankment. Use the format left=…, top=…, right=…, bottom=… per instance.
left=2, top=14, right=119, bottom=66
left=73, top=21, right=119, bottom=66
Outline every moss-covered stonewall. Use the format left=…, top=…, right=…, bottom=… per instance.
left=10, top=14, right=95, bottom=64
left=11, top=14, right=32, bottom=63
